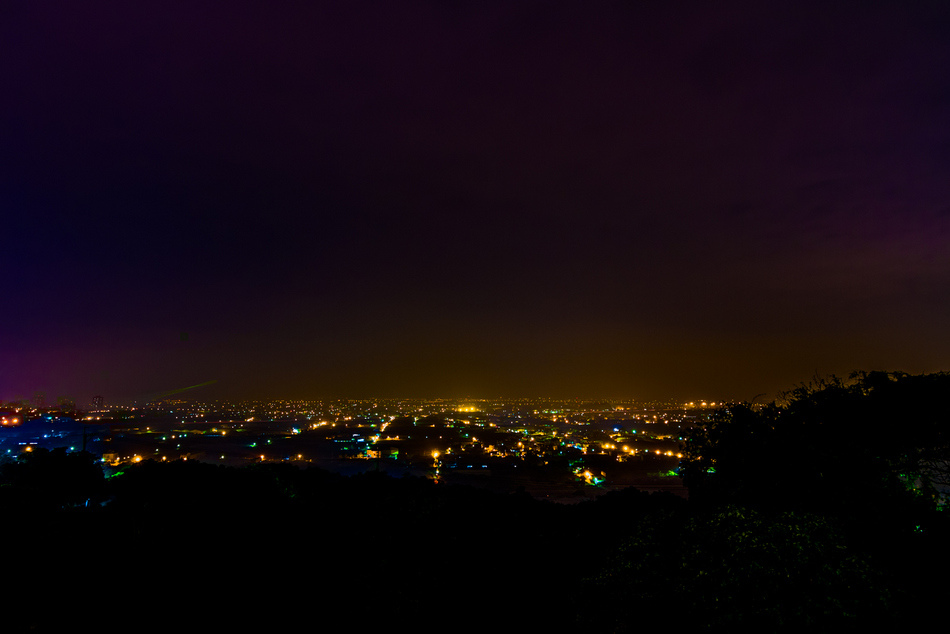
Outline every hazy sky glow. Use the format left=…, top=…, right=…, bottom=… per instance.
left=3, top=1, right=950, bottom=404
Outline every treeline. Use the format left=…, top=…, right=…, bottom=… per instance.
left=3, top=371, right=948, bottom=632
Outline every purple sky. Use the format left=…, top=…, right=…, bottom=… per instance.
left=3, top=1, right=950, bottom=404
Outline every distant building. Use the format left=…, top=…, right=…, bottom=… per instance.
left=57, top=396, right=76, bottom=412
left=92, top=395, right=104, bottom=411
left=33, top=392, right=46, bottom=409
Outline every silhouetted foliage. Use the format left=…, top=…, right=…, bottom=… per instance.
left=579, top=505, right=890, bottom=632
left=0, top=447, right=104, bottom=509
left=672, top=371, right=950, bottom=628
left=681, top=372, right=950, bottom=532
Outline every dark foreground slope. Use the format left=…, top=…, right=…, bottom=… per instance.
left=3, top=374, right=948, bottom=632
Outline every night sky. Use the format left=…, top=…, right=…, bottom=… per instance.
left=3, top=1, right=950, bottom=404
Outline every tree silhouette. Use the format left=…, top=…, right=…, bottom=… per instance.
left=580, top=505, right=890, bottom=631
left=0, top=447, right=104, bottom=509
left=680, top=371, right=950, bottom=534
